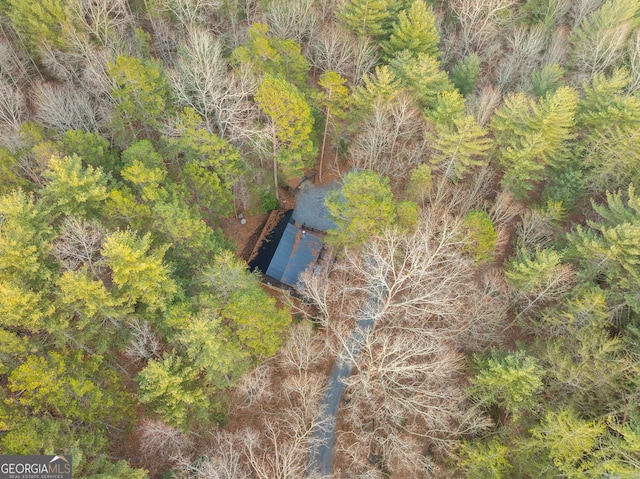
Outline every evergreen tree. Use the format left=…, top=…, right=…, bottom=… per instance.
left=337, top=0, right=394, bottom=37
left=451, top=53, right=481, bottom=96
left=570, top=185, right=640, bottom=312
left=255, top=75, right=315, bottom=200
left=472, top=350, right=544, bottom=418
left=325, top=170, right=397, bottom=247
left=315, top=71, right=350, bottom=182
left=389, top=51, right=453, bottom=109
left=42, top=155, right=108, bottom=217
left=432, top=115, right=492, bottom=180
left=382, top=0, right=440, bottom=59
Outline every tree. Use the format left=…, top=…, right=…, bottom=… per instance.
left=165, top=108, right=244, bottom=222
left=5, top=0, right=73, bottom=52
left=458, top=438, right=512, bottom=479
left=137, top=353, right=209, bottom=428
left=491, top=87, right=579, bottom=197
left=337, top=0, right=394, bottom=38
left=325, top=170, right=396, bottom=247
left=0, top=189, right=54, bottom=287
left=351, top=65, right=401, bottom=114
left=463, top=210, right=497, bottom=263
left=107, top=55, right=170, bottom=141
left=62, top=130, right=118, bottom=172
left=254, top=75, right=315, bottom=201
left=505, top=248, right=574, bottom=318
left=389, top=51, right=454, bottom=110
left=101, top=230, right=177, bottom=314
left=451, top=53, right=481, bottom=96
left=42, top=155, right=108, bottom=217
left=406, top=164, right=433, bottom=205
left=569, top=185, right=640, bottom=312
left=315, top=71, right=350, bottom=182
left=471, top=350, right=544, bottom=417
left=531, top=409, right=606, bottom=477
left=569, top=0, right=640, bottom=75
left=231, top=24, right=309, bottom=89
left=382, top=0, right=441, bottom=60
left=577, top=69, right=640, bottom=193
left=432, top=115, right=492, bottom=181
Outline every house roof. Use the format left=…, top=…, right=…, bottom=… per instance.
left=265, top=222, right=323, bottom=287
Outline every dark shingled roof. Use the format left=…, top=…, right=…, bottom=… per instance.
left=265, top=222, right=323, bottom=287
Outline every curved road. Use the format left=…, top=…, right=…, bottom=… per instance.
left=307, top=282, right=386, bottom=477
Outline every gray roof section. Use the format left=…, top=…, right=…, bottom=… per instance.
left=266, top=223, right=323, bottom=287
left=292, top=181, right=338, bottom=232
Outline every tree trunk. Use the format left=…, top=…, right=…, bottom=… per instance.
left=272, top=121, right=280, bottom=202
left=320, top=108, right=331, bottom=183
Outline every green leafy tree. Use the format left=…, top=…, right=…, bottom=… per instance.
left=578, top=69, right=640, bottom=192
left=315, top=71, right=350, bottom=182
left=382, top=0, right=440, bottom=59
left=42, top=155, right=108, bottom=217
left=200, top=251, right=291, bottom=359
left=406, top=164, right=433, bottom=205
left=0, top=190, right=54, bottom=286
left=570, top=185, right=640, bottom=312
left=326, top=170, right=396, bottom=247
left=62, top=130, right=119, bottom=172
left=432, top=116, right=492, bottom=180
left=166, top=108, right=244, bottom=221
left=231, top=24, right=309, bottom=88
left=472, top=350, right=544, bottom=417
left=54, top=268, right=122, bottom=353
left=389, top=51, right=453, bottom=110
left=107, top=56, right=170, bottom=142
left=6, top=0, right=73, bottom=52
left=137, top=353, right=208, bottom=428
left=463, top=211, right=497, bottom=263
left=531, top=64, right=565, bottom=97
left=491, top=87, right=579, bottom=197
left=255, top=75, right=315, bottom=201
left=531, top=409, right=606, bottom=478
left=337, top=0, right=394, bottom=37
left=120, top=140, right=168, bottom=204
left=101, top=230, right=177, bottom=314
left=351, top=65, right=401, bottom=115
left=458, top=438, right=512, bottom=479
left=451, top=53, right=481, bottom=96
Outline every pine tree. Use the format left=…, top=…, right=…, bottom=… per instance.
left=42, top=155, right=108, bottom=218
left=389, top=51, right=453, bottom=109
left=315, top=71, right=350, bottom=181
left=382, top=0, right=440, bottom=60
left=432, top=115, right=492, bottom=180
left=570, top=185, right=640, bottom=312
left=451, top=53, right=481, bottom=96
left=325, top=170, right=397, bottom=247
left=337, top=0, right=394, bottom=38
left=472, top=350, right=544, bottom=417
left=351, top=65, right=401, bottom=114
left=255, top=75, right=315, bottom=201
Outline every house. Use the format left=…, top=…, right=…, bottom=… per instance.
left=248, top=209, right=331, bottom=290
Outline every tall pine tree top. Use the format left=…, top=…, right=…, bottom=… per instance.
left=382, top=0, right=440, bottom=60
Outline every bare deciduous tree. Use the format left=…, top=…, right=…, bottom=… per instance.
left=262, top=0, right=317, bottom=44
left=450, top=0, right=516, bottom=58
left=170, top=27, right=261, bottom=142
left=138, top=418, right=194, bottom=464
left=349, top=93, right=430, bottom=179
left=496, top=24, right=548, bottom=91
left=0, top=78, right=26, bottom=130
left=173, top=431, right=250, bottom=479
left=34, top=82, right=102, bottom=131
left=69, top=0, right=135, bottom=49
left=468, top=84, right=501, bottom=126
left=125, top=319, right=162, bottom=362
left=52, top=216, right=105, bottom=273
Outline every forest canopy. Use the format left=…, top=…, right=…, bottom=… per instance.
left=0, top=0, right=639, bottom=477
